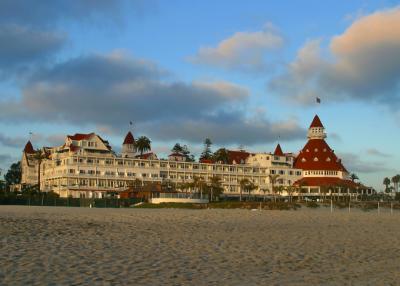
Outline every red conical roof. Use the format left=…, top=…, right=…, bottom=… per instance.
left=23, top=141, right=35, bottom=154
left=123, top=132, right=135, bottom=145
left=310, top=115, right=324, bottom=128
left=274, top=144, right=284, bottom=156
left=294, top=139, right=347, bottom=172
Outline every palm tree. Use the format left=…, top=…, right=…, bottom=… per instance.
left=239, top=178, right=257, bottom=201
left=268, top=174, right=280, bottom=202
left=33, top=149, right=47, bottom=193
left=239, top=178, right=248, bottom=202
left=391, top=175, right=400, bottom=193
left=383, top=177, right=391, bottom=193
left=192, top=176, right=206, bottom=198
left=208, top=176, right=224, bottom=202
left=261, top=188, right=270, bottom=202
left=350, top=173, right=359, bottom=182
left=136, top=136, right=151, bottom=156
left=285, top=185, right=296, bottom=202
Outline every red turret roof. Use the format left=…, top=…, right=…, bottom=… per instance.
left=274, top=144, right=284, bottom=156
left=310, top=115, right=324, bottom=128
left=294, top=139, right=347, bottom=172
left=123, top=132, right=135, bottom=145
left=23, top=141, right=35, bottom=154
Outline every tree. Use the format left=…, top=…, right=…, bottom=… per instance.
left=391, top=175, right=400, bottom=193
left=261, top=188, right=270, bottom=202
left=136, top=136, right=151, bottom=155
left=171, top=143, right=184, bottom=153
left=4, top=161, right=21, bottom=190
left=383, top=177, right=391, bottom=193
left=171, top=143, right=195, bottom=162
left=268, top=174, right=280, bottom=202
left=239, top=178, right=257, bottom=201
left=285, top=185, right=296, bottom=202
left=191, top=176, right=206, bottom=197
left=199, top=138, right=213, bottom=161
left=33, top=149, right=47, bottom=193
left=213, top=148, right=229, bottom=164
left=350, top=173, right=359, bottom=182
left=182, top=145, right=195, bottom=162
left=207, top=176, right=224, bottom=202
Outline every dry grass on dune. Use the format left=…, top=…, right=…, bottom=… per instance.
left=1, top=206, right=400, bottom=285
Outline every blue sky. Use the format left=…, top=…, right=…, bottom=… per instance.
left=0, top=0, right=399, bottom=190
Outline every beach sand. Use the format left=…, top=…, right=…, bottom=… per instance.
left=1, top=206, right=399, bottom=285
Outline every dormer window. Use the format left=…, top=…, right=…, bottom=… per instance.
left=314, top=148, right=318, bottom=152
left=323, top=148, right=327, bottom=152
left=306, top=149, right=309, bottom=152
left=301, top=158, right=306, bottom=162
left=313, top=157, right=319, bottom=162
left=326, top=157, right=331, bottom=162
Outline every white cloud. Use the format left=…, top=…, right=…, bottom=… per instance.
left=269, top=7, right=400, bottom=107
left=189, top=23, right=284, bottom=73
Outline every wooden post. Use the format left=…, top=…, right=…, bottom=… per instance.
left=330, top=199, right=333, bottom=213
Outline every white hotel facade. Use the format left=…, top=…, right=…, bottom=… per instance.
left=21, top=135, right=302, bottom=198
left=21, top=115, right=373, bottom=198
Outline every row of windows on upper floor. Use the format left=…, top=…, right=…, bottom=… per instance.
left=45, top=168, right=302, bottom=177
left=304, top=170, right=339, bottom=176
left=45, top=176, right=292, bottom=187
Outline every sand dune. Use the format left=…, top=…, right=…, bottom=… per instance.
left=1, top=206, right=399, bottom=285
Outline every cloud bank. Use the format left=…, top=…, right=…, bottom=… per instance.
left=269, top=7, right=400, bottom=107
left=0, top=51, right=304, bottom=145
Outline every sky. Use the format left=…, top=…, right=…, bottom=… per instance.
left=0, top=0, right=399, bottom=191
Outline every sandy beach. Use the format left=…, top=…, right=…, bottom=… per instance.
left=0, top=206, right=399, bottom=285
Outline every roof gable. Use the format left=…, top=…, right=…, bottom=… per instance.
left=310, top=115, right=324, bottom=128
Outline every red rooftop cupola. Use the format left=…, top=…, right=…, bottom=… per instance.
left=308, top=115, right=326, bottom=140
left=309, top=115, right=324, bottom=128
left=23, top=141, right=35, bottom=154
left=274, top=143, right=284, bottom=156
left=123, top=131, right=135, bottom=145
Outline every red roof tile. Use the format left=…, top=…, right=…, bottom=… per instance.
left=199, top=159, right=214, bottom=164
left=67, top=133, right=94, bottom=141
left=274, top=144, right=284, bottom=156
left=227, top=150, right=251, bottom=164
left=310, top=115, right=324, bottom=128
left=23, top=141, right=35, bottom=154
left=137, top=152, right=155, bottom=159
left=294, top=139, right=347, bottom=172
left=294, top=177, right=358, bottom=188
left=123, top=132, right=135, bottom=145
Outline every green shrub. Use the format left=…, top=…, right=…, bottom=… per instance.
left=306, top=201, right=320, bottom=208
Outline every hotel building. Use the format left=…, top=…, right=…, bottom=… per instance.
left=20, top=115, right=373, bottom=198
